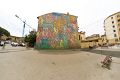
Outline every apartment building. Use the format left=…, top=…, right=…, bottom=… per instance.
left=104, top=12, right=120, bottom=44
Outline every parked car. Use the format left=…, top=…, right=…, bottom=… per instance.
left=11, top=42, right=18, bottom=47
left=0, top=41, right=5, bottom=46
left=5, top=40, right=11, bottom=44
left=18, top=43, right=25, bottom=47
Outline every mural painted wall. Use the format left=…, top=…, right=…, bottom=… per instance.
left=36, top=12, right=79, bottom=49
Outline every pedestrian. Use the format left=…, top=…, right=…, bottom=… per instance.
left=2, top=42, right=5, bottom=49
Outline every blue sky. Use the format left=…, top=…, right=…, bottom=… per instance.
left=0, top=0, right=120, bottom=37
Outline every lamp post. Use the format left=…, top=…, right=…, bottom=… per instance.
left=15, top=15, right=35, bottom=37
left=15, top=15, right=27, bottom=37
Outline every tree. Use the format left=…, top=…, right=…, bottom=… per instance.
left=0, top=27, right=10, bottom=36
left=24, top=31, right=36, bottom=47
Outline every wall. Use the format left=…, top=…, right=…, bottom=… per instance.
left=36, top=13, right=78, bottom=49
left=104, top=12, right=120, bottom=40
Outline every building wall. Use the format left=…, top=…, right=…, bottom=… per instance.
left=78, top=32, right=86, bottom=41
left=36, top=12, right=78, bottom=49
left=9, top=36, right=22, bottom=43
left=115, top=13, right=120, bottom=40
left=80, top=34, right=107, bottom=48
left=1, top=34, right=7, bottom=40
left=104, top=12, right=120, bottom=43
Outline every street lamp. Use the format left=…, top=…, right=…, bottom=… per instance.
left=15, top=14, right=34, bottom=37
left=15, top=15, right=26, bottom=37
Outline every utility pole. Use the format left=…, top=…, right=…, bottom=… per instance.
left=15, top=15, right=34, bottom=37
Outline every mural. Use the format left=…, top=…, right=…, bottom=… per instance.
left=36, top=12, right=78, bottom=49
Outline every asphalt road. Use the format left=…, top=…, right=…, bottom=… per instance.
left=81, top=48, right=120, bottom=58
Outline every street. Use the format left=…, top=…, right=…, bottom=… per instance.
left=0, top=44, right=120, bottom=80
left=81, top=47, right=120, bottom=58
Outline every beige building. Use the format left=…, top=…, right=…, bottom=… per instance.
left=78, top=31, right=86, bottom=41
left=104, top=12, right=120, bottom=44
left=0, top=34, right=8, bottom=40
left=80, top=34, right=107, bottom=48
left=9, top=36, right=23, bottom=43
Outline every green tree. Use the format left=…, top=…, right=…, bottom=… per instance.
left=24, top=31, right=36, bottom=47
left=0, top=27, right=10, bottom=36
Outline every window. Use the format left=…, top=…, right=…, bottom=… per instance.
left=112, top=21, right=114, bottom=24
left=79, top=35, right=81, bottom=40
left=113, top=25, right=115, bottom=28
left=118, top=19, right=120, bottom=22
left=114, top=34, right=117, bottom=37
left=113, top=30, right=116, bottom=32
left=111, top=17, right=113, bottom=19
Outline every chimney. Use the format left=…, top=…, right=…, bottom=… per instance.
left=67, top=12, right=69, bottom=15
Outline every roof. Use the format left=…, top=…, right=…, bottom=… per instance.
left=78, top=31, right=85, bottom=34
left=104, top=11, right=120, bottom=21
left=37, top=12, right=78, bottom=19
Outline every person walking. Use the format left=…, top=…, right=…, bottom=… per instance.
left=2, top=42, right=5, bottom=49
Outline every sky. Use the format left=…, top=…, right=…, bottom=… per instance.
left=0, top=0, right=120, bottom=37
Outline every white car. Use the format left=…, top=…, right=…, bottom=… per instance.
left=11, top=42, right=18, bottom=47
left=21, top=43, right=25, bottom=47
left=0, top=41, right=4, bottom=46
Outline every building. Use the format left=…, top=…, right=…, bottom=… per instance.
left=9, top=36, right=23, bottom=43
left=78, top=31, right=86, bottom=41
left=36, top=12, right=79, bottom=49
left=104, top=12, right=120, bottom=44
left=101, top=34, right=107, bottom=45
left=0, top=34, right=8, bottom=40
left=80, top=34, right=106, bottom=48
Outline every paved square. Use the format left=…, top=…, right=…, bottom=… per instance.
left=0, top=44, right=120, bottom=80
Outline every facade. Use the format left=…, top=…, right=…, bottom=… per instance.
left=0, top=34, right=8, bottom=40
left=36, top=12, right=79, bottom=49
left=78, top=31, right=86, bottom=48
left=104, top=12, right=120, bottom=44
left=80, top=34, right=106, bottom=48
left=9, top=36, right=23, bottom=43
left=78, top=31, right=86, bottom=41
left=101, top=35, right=107, bottom=44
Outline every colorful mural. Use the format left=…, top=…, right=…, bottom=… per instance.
left=36, top=12, right=79, bottom=49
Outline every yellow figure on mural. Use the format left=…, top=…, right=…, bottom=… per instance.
left=60, top=40, right=64, bottom=48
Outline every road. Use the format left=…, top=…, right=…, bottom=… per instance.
left=81, top=47, right=120, bottom=58
left=0, top=44, right=120, bottom=80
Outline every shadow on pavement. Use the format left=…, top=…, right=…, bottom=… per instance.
left=81, top=48, right=120, bottom=58
left=36, top=49, right=81, bottom=55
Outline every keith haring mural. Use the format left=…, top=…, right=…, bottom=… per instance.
left=36, top=12, right=78, bottom=49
